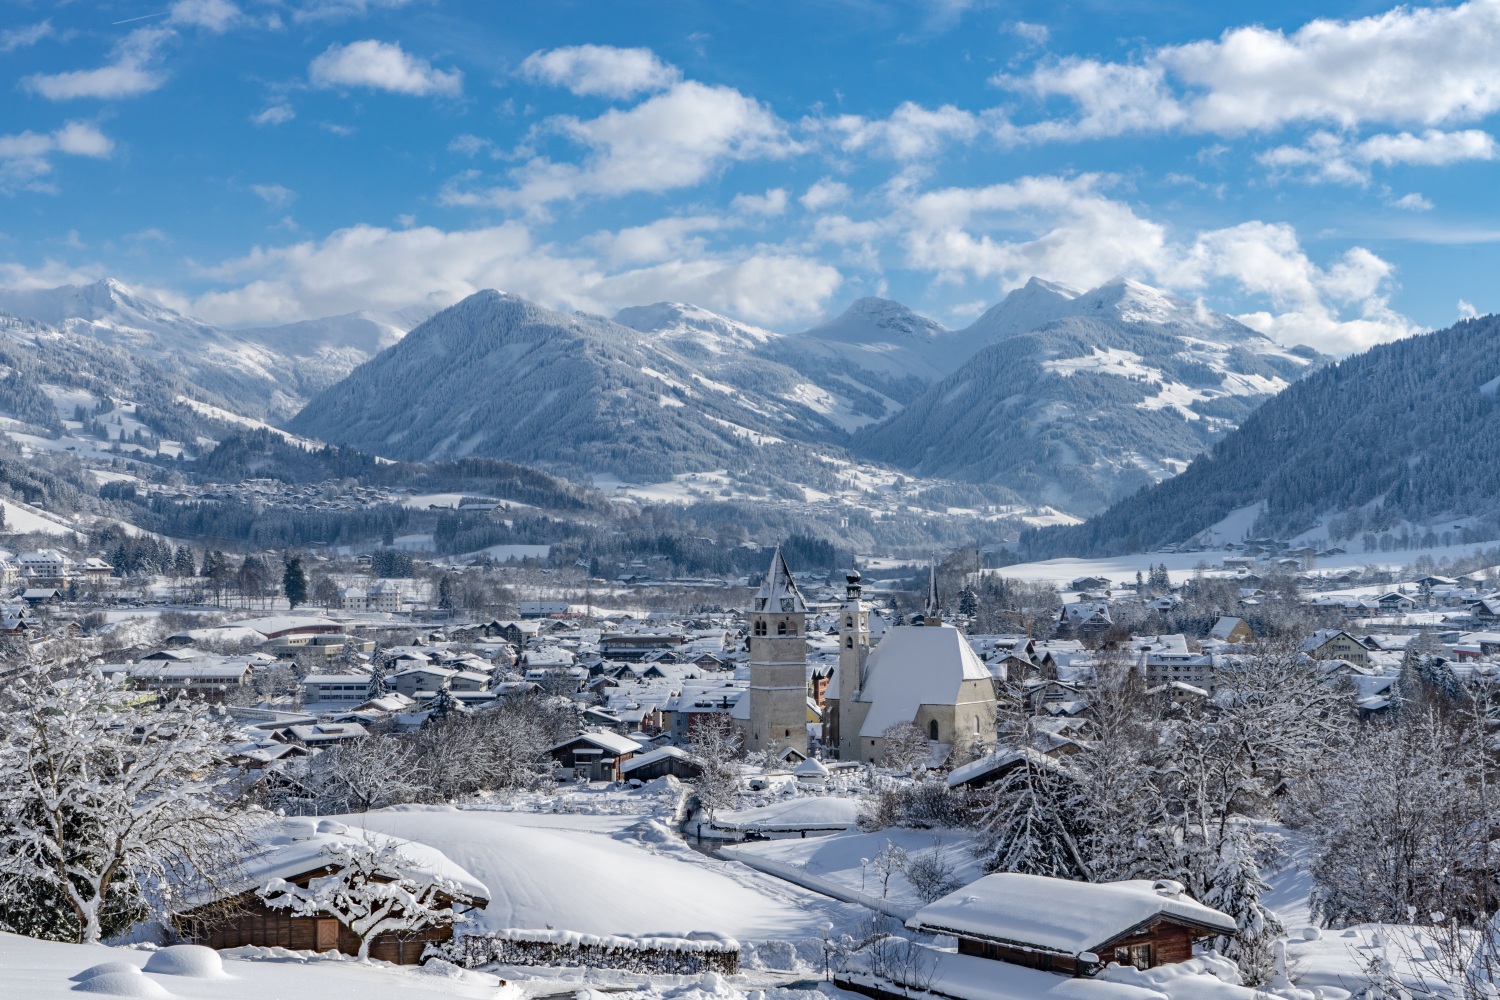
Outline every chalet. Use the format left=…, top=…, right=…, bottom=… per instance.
left=1208, top=616, right=1252, bottom=644
left=280, top=722, right=370, bottom=747
left=1300, top=629, right=1371, bottom=668
left=21, top=587, right=63, bottom=606
left=620, top=745, right=703, bottom=781
left=549, top=730, right=640, bottom=781
left=906, top=873, right=1236, bottom=976
left=1470, top=597, right=1500, bottom=624
left=946, top=745, right=1077, bottom=792
left=1374, top=592, right=1419, bottom=614
left=1069, top=576, right=1111, bottom=592
left=172, top=819, right=488, bottom=965
left=519, top=600, right=571, bottom=618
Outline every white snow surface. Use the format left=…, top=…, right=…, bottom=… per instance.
left=334, top=805, right=857, bottom=942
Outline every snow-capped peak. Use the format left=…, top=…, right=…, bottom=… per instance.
left=801, top=297, right=949, bottom=345
left=613, top=302, right=778, bottom=355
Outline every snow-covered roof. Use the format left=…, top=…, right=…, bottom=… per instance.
left=908, top=874, right=1236, bottom=956
left=620, top=745, right=695, bottom=774
left=175, top=819, right=489, bottom=912
left=552, top=730, right=641, bottom=756
left=856, top=624, right=992, bottom=737
left=714, top=796, right=860, bottom=832
left=754, top=547, right=806, bottom=614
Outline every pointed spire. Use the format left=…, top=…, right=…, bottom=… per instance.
left=925, top=552, right=941, bottom=623
left=755, top=545, right=807, bottom=613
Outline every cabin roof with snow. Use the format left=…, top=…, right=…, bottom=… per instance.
left=907, top=873, right=1236, bottom=959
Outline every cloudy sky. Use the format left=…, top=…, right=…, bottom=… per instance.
left=4, top=0, right=1500, bottom=353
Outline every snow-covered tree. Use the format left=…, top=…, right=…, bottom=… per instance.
left=293, top=735, right=424, bottom=814
left=258, top=833, right=471, bottom=960
left=0, top=668, right=248, bottom=944
left=975, top=748, right=1090, bottom=879
left=365, top=662, right=387, bottom=702
left=880, top=722, right=932, bottom=773
left=684, top=714, right=743, bottom=819
left=1201, top=823, right=1284, bottom=984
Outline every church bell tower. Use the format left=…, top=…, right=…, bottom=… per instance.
left=830, top=567, right=870, bottom=759
left=746, top=547, right=809, bottom=756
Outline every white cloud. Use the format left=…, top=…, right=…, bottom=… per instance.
left=169, top=0, right=242, bottom=32
left=445, top=81, right=796, bottom=210
left=309, top=40, right=462, bottom=97
left=291, top=0, right=414, bottom=22
left=0, top=259, right=106, bottom=291
left=1458, top=298, right=1479, bottom=320
left=188, top=222, right=839, bottom=328
left=997, top=1, right=1500, bottom=140
left=801, top=178, right=852, bottom=211
left=448, top=134, right=492, bottom=156
left=519, top=45, right=680, bottom=99
left=1, top=20, right=55, bottom=52
left=896, top=173, right=1418, bottom=354
left=23, top=26, right=170, bottom=100
left=252, top=104, right=295, bottom=126
left=826, top=102, right=982, bottom=159
left=1388, top=192, right=1434, bottom=211
left=730, top=188, right=788, bottom=216
left=1259, top=129, right=1498, bottom=184
left=585, top=215, right=725, bottom=266
left=0, top=122, right=113, bottom=191
left=1009, top=21, right=1049, bottom=46
left=250, top=183, right=295, bottom=208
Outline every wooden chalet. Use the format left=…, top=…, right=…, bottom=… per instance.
left=172, top=820, right=488, bottom=965
left=907, top=873, right=1236, bottom=977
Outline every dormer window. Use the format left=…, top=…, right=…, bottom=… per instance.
left=755, top=598, right=767, bottom=611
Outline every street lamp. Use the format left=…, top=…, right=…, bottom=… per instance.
left=822, top=921, right=835, bottom=981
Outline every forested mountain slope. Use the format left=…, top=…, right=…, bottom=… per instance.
left=1020, top=315, right=1500, bottom=556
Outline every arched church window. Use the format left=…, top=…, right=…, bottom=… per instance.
left=845, top=616, right=853, bottom=628
left=788, top=621, right=798, bottom=635
left=777, top=621, right=787, bottom=635
left=754, top=621, right=766, bottom=636
left=846, top=637, right=853, bottom=649
left=928, top=719, right=939, bottom=741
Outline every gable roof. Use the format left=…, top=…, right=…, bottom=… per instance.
left=856, top=624, right=993, bottom=737
left=907, top=873, right=1236, bottom=957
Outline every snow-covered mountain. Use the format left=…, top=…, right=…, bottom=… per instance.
left=289, top=291, right=922, bottom=483
left=852, top=278, right=1330, bottom=515
left=0, top=280, right=428, bottom=419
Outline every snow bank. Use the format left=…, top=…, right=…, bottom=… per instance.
left=141, top=946, right=227, bottom=979
left=71, top=973, right=173, bottom=998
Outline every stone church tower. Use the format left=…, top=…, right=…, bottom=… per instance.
left=744, top=547, right=809, bottom=756
left=826, top=568, right=870, bottom=758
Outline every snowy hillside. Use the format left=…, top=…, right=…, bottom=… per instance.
left=853, top=279, right=1329, bottom=515
left=1023, top=312, right=1500, bottom=555
left=0, top=281, right=427, bottom=419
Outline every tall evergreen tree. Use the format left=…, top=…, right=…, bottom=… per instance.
left=281, top=556, right=308, bottom=609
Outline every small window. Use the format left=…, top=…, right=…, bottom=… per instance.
left=846, top=637, right=854, bottom=649
left=1129, top=945, right=1152, bottom=970
left=754, top=621, right=767, bottom=636
left=777, top=621, right=788, bottom=635
left=845, top=616, right=853, bottom=628
left=928, top=719, right=939, bottom=740
left=788, top=621, right=798, bottom=635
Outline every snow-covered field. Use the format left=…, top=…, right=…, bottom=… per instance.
left=0, top=933, right=836, bottom=1000
left=336, top=802, right=862, bottom=943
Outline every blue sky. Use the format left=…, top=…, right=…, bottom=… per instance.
left=4, top=0, right=1500, bottom=353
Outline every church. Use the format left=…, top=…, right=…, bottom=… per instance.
left=739, top=549, right=997, bottom=763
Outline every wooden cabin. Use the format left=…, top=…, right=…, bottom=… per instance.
left=172, top=820, right=488, bottom=965
left=907, top=873, right=1236, bottom=977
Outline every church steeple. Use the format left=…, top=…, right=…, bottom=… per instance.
left=923, top=554, right=940, bottom=625
left=755, top=546, right=807, bottom=615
